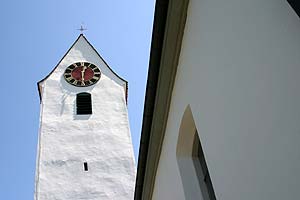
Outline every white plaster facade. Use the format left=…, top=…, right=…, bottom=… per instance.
left=35, top=35, right=136, bottom=200
left=151, top=0, right=300, bottom=199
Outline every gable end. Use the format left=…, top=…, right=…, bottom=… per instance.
left=37, top=34, right=128, bottom=104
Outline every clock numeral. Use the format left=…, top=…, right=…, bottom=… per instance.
left=93, top=68, right=100, bottom=73
left=68, top=65, right=75, bottom=70
left=90, top=64, right=97, bottom=69
left=81, top=62, right=85, bottom=67
left=94, top=73, right=101, bottom=78
left=65, top=74, right=71, bottom=79
left=76, top=81, right=82, bottom=86
left=75, top=62, right=81, bottom=67
left=84, top=81, right=90, bottom=85
left=94, top=74, right=100, bottom=79
left=65, top=69, right=72, bottom=73
left=66, top=76, right=73, bottom=81
left=90, top=78, right=97, bottom=83
left=69, top=78, right=75, bottom=83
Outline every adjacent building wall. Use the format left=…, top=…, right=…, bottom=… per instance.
left=152, top=0, right=300, bottom=199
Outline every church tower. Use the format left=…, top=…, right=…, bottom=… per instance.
left=35, top=34, right=136, bottom=200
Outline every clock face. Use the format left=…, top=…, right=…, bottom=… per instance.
left=64, top=62, right=101, bottom=87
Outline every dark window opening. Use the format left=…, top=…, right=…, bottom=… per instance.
left=192, top=131, right=217, bottom=200
left=84, top=162, right=88, bottom=171
left=76, top=92, right=92, bottom=115
left=287, top=0, right=300, bottom=17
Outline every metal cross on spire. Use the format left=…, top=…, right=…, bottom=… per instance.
left=77, top=23, right=87, bottom=34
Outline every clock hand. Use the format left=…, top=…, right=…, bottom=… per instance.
left=81, top=66, right=87, bottom=81
left=81, top=71, right=84, bottom=81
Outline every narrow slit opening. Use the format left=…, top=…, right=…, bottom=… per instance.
left=84, top=162, right=88, bottom=171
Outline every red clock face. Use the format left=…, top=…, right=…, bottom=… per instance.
left=71, top=66, right=94, bottom=81
left=64, top=62, right=101, bottom=87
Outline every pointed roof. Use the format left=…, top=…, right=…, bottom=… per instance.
left=37, top=34, right=128, bottom=103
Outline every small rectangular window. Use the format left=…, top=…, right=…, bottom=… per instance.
left=77, top=93, right=92, bottom=115
left=287, top=0, right=300, bottom=17
left=84, top=162, right=88, bottom=171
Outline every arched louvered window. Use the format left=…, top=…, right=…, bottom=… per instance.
left=76, top=92, right=92, bottom=115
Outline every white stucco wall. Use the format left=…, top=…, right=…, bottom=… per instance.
left=35, top=35, right=136, bottom=200
left=152, top=0, right=300, bottom=199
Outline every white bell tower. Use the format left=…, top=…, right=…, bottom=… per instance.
left=35, top=34, right=136, bottom=200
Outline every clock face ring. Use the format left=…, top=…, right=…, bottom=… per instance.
left=64, top=62, right=101, bottom=87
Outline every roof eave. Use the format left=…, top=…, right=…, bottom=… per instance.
left=134, top=0, right=189, bottom=199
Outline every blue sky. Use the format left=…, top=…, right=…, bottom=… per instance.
left=0, top=0, right=155, bottom=199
